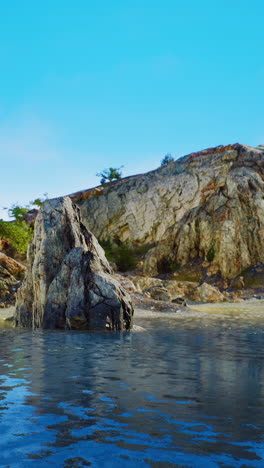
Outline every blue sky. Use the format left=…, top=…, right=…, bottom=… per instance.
left=0, top=0, right=263, bottom=219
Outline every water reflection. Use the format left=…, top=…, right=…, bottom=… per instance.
left=0, top=306, right=264, bottom=467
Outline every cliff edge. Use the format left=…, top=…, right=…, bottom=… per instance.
left=75, top=143, right=264, bottom=280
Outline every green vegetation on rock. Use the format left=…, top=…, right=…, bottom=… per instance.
left=161, top=153, right=174, bottom=166
left=0, top=220, right=32, bottom=254
left=157, top=257, right=181, bottom=274
left=206, top=245, right=215, bottom=262
left=100, top=239, right=137, bottom=271
left=0, top=196, right=47, bottom=255
left=96, top=167, right=123, bottom=185
left=100, top=239, right=154, bottom=272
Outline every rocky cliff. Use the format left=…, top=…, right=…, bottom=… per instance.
left=15, top=197, right=133, bottom=330
left=0, top=253, right=26, bottom=307
left=77, top=143, right=264, bottom=280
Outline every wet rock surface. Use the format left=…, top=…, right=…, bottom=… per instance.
left=15, top=197, right=133, bottom=330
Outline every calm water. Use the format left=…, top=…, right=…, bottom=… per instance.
left=0, top=304, right=264, bottom=468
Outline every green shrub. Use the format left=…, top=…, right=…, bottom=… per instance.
left=0, top=197, right=47, bottom=256
left=96, top=167, right=123, bottom=185
left=113, top=244, right=137, bottom=272
left=6, top=205, right=29, bottom=222
left=206, top=245, right=215, bottom=262
left=157, top=257, right=181, bottom=274
left=100, top=239, right=137, bottom=272
left=0, top=220, right=32, bottom=254
left=99, top=239, right=114, bottom=260
left=161, top=153, right=174, bottom=166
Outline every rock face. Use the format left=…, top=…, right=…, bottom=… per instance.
left=15, top=197, right=133, bottom=330
left=0, top=253, right=26, bottom=306
left=0, top=253, right=26, bottom=280
left=23, top=208, right=39, bottom=227
left=78, top=144, right=264, bottom=280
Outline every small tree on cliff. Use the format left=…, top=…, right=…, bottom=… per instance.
left=96, top=166, right=123, bottom=185
left=0, top=195, right=48, bottom=255
left=161, top=153, right=174, bottom=166
left=0, top=204, right=33, bottom=255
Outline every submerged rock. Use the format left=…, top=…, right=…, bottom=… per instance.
left=15, top=197, right=133, bottom=330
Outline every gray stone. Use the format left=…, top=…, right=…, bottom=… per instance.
left=23, top=208, right=39, bottom=227
left=15, top=197, right=133, bottom=330
left=189, top=282, right=225, bottom=303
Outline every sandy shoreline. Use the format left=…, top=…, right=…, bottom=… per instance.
left=1, top=299, right=263, bottom=325
left=0, top=307, right=15, bottom=321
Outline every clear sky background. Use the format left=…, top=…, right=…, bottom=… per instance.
left=0, top=0, right=263, bottom=219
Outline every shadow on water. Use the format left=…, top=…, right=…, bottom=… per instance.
left=0, top=304, right=264, bottom=467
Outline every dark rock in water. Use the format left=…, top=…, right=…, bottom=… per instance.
left=172, top=297, right=187, bottom=306
left=15, top=197, right=133, bottom=330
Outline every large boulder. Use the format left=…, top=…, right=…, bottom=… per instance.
left=189, top=282, right=226, bottom=303
left=15, top=197, right=133, bottom=330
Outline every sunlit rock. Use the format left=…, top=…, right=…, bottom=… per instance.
left=15, top=197, right=133, bottom=330
left=78, top=143, right=264, bottom=280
